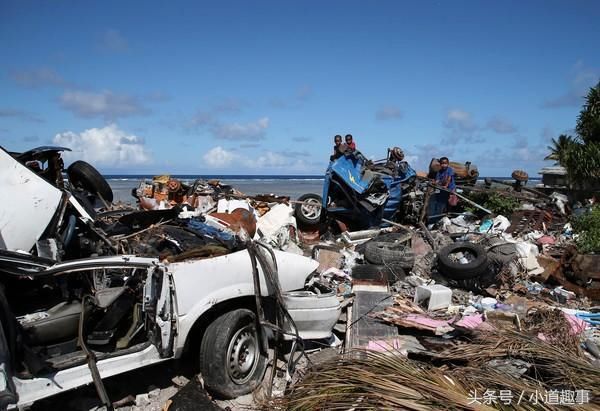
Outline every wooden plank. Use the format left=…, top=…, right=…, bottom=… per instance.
left=346, top=289, right=398, bottom=350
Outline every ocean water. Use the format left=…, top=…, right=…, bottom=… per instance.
left=106, top=175, right=325, bottom=204
left=107, top=174, right=542, bottom=204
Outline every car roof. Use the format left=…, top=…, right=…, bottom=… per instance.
left=12, top=146, right=72, bottom=163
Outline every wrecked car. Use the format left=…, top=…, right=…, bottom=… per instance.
left=295, top=147, right=423, bottom=230
left=0, top=147, right=340, bottom=409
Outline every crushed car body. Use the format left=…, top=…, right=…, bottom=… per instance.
left=0, top=146, right=341, bottom=409
left=295, top=146, right=423, bottom=231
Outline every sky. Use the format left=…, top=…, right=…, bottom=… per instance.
left=1, top=0, right=599, bottom=176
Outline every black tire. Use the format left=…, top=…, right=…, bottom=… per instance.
left=294, top=193, right=323, bottom=226
left=351, top=263, right=406, bottom=283
left=364, top=241, right=415, bottom=269
left=355, top=231, right=411, bottom=255
left=437, top=242, right=489, bottom=280
left=373, top=231, right=412, bottom=244
left=199, top=309, right=267, bottom=399
left=67, top=160, right=113, bottom=202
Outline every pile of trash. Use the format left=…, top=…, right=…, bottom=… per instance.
left=268, top=188, right=600, bottom=409
left=4, top=144, right=600, bottom=410
left=130, top=171, right=600, bottom=409
left=132, top=175, right=304, bottom=254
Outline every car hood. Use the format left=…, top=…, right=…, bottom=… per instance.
left=0, top=147, right=63, bottom=252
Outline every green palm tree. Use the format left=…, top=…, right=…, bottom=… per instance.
left=560, top=80, right=600, bottom=187
left=544, top=134, right=575, bottom=166
left=576, top=81, right=600, bottom=144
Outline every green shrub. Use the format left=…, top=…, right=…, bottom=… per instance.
left=572, top=205, right=600, bottom=254
left=463, top=191, right=520, bottom=216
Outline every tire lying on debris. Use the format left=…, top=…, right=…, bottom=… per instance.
left=294, top=193, right=323, bottom=226
left=352, top=263, right=406, bottom=282
left=199, top=309, right=268, bottom=399
left=67, top=160, right=114, bottom=202
left=356, top=229, right=412, bottom=255
left=436, top=242, right=489, bottom=280
left=364, top=242, right=415, bottom=269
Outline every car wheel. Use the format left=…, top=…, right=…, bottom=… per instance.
left=67, top=160, right=114, bottom=202
left=294, top=193, right=323, bottom=226
left=356, top=230, right=412, bottom=255
left=364, top=241, right=415, bottom=269
left=199, top=309, right=267, bottom=399
left=437, top=242, right=489, bottom=280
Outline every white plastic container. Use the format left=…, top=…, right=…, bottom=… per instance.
left=414, top=284, right=452, bottom=311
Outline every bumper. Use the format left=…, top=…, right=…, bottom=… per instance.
left=284, top=290, right=341, bottom=340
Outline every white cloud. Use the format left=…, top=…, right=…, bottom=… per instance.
left=101, top=29, right=128, bottom=52
left=59, top=90, right=148, bottom=119
left=201, top=146, right=313, bottom=171
left=10, top=67, right=65, bottom=88
left=376, top=105, right=403, bottom=121
left=0, top=108, right=44, bottom=123
left=53, top=124, right=151, bottom=167
left=543, top=60, right=599, bottom=108
left=247, top=151, right=288, bottom=168
left=202, top=146, right=236, bottom=167
left=212, top=117, right=269, bottom=140
left=270, top=85, right=313, bottom=109
left=486, top=117, right=517, bottom=134
left=213, top=98, right=245, bottom=114
left=188, top=110, right=214, bottom=128
left=445, top=109, right=478, bottom=132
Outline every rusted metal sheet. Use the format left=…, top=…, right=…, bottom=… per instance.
left=208, top=208, right=257, bottom=238
left=572, top=254, right=600, bottom=281
left=506, top=209, right=553, bottom=235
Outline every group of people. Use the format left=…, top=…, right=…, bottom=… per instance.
left=328, top=133, right=457, bottom=221
left=330, top=134, right=356, bottom=161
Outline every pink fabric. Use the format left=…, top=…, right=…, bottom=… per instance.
left=404, top=314, right=449, bottom=328
left=367, top=339, right=403, bottom=352
left=537, top=313, right=587, bottom=342
left=454, top=314, right=484, bottom=329
left=537, top=236, right=556, bottom=245
left=564, top=313, right=587, bottom=335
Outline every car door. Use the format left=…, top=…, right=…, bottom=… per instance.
left=145, top=263, right=177, bottom=357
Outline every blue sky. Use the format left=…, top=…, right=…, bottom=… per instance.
left=1, top=0, right=599, bottom=175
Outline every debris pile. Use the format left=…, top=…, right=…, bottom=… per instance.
left=263, top=169, right=600, bottom=409
left=3, top=144, right=600, bottom=410
left=126, top=166, right=600, bottom=409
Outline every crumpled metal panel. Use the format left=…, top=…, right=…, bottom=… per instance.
left=0, top=148, right=62, bottom=252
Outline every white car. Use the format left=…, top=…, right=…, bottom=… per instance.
left=0, top=147, right=340, bottom=409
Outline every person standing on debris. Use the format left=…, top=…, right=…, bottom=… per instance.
left=428, top=157, right=456, bottom=222
left=345, top=134, right=356, bottom=151
left=435, top=157, right=456, bottom=191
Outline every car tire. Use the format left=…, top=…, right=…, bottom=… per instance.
left=355, top=230, right=412, bottom=255
left=67, top=161, right=114, bottom=203
left=294, top=193, right=323, bottom=226
left=373, top=231, right=412, bottom=244
left=364, top=241, right=415, bottom=269
left=437, top=242, right=489, bottom=280
left=199, top=309, right=267, bottom=399
left=351, top=263, right=406, bottom=282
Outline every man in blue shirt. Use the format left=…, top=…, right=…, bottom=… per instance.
left=435, top=157, right=456, bottom=191
left=428, top=156, right=456, bottom=222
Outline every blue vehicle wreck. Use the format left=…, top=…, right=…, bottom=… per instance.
left=295, top=147, right=424, bottom=231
